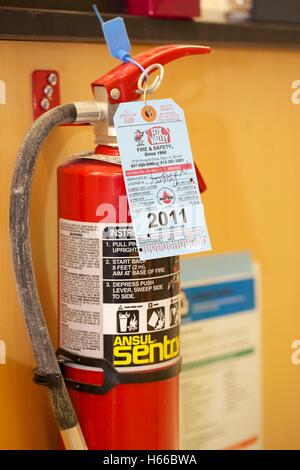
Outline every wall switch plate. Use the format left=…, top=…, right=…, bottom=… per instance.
left=0, top=340, right=6, bottom=364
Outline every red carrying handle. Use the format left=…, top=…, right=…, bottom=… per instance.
left=92, top=44, right=210, bottom=103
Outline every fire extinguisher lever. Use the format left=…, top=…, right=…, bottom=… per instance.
left=92, top=44, right=210, bottom=146
left=92, top=44, right=210, bottom=104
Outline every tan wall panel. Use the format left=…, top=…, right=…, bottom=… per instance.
left=0, top=40, right=300, bottom=449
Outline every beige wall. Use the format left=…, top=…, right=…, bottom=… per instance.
left=1, top=40, right=300, bottom=449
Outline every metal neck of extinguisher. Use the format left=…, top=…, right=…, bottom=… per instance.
left=90, top=44, right=210, bottom=147
left=92, top=86, right=119, bottom=146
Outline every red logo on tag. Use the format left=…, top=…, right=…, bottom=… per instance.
left=134, top=130, right=144, bottom=142
left=158, top=188, right=175, bottom=205
left=147, top=126, right=170, bottom=145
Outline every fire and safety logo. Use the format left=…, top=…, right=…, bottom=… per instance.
left=146, top=126, right=171, bottom=145
left=134, top=129, right=144, bottom=142
left=134, top=130, right=145, bottom=146
left=157, top=187, right=175, bottom=205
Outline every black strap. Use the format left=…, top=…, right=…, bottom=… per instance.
left=33, top=367, right=62, bottom=389
left=56, top=348, right=181, bottom=396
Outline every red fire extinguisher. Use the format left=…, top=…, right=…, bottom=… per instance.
left=10, top=44, right=210, bottom=450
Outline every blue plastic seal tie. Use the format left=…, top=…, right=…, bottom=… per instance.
left=92, top=3, right=104, bottom=25
left=103, top=17, right=131, bottom=60
left=92, top=4, right=148, bottom=80
left=125, top=57, right=149, bottom=80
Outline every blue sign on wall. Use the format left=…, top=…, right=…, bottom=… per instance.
left=182, top=278, right=255, bottom=324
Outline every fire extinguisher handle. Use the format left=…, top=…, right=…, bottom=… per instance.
left=92, top=44, right=210, bottom=104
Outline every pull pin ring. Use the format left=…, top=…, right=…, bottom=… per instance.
left=138, top=63, right=164, bottom=120
left=137, top=63, right=165, bottom=95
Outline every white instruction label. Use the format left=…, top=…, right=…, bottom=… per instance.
left=59, top=219, right=180, bottom=372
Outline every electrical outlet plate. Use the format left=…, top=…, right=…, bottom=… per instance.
left=0, top=340, right=6, bottom=364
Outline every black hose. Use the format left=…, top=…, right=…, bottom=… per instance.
left=9, top=104, right=80, bottom=432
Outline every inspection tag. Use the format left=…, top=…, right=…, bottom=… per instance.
left=114, top=99, right=211, bottom=260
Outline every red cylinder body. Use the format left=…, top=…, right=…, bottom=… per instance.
left=57, top=146, right=179, bottom=450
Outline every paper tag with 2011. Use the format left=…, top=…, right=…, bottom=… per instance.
left=113, top=98, right=211, bottom=260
